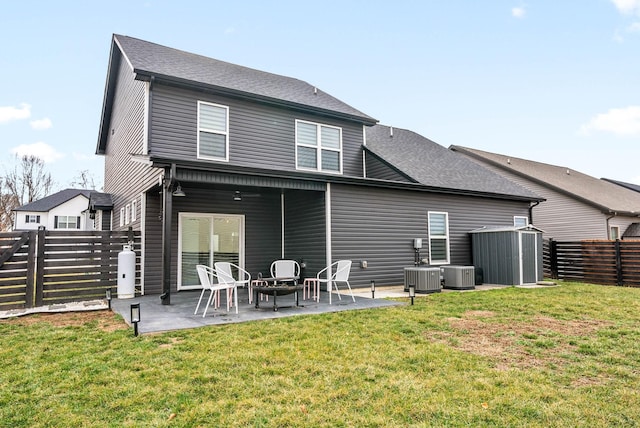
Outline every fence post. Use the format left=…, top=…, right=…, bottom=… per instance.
left=34, top=226, right=46, bottom=307
left=549, top=238, right=558, bottom=279
left=615, top=239, right=623, bottom=286
left=24, top=231, right=37, bottom=308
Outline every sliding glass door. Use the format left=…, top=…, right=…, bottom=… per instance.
left=178, top=213, right=244, bottom=290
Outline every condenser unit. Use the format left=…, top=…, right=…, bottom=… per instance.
left=404, top=267, right=441, bottom=294
left=441, top=266, right=475, bottom=290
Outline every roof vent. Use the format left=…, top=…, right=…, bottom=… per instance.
left=390, top=126, right=393, bottom=138
left=507, top=158, right=511, bottom=164
left=313, top=87, right=317, bottom=95
left=566, top=169, right=570, bottom=175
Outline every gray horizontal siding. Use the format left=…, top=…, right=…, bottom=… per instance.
left=365, top=152, right=413, bottom=182
left=329, top=184, right=531, bottom=287
left=150, top=84, right=365, bottom=177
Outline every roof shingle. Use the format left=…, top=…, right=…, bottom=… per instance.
left=13, top=189, right=92, bottom=212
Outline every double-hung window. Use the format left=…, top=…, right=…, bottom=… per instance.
left=428, top=211, right=450, bottom=265
left=296, top=120, right=342, bottom=173
left=26, top=215, right=40, bottom=224
left=55, top=215, right=80, bottom=230
left=197, top=101, right=229, bottom=161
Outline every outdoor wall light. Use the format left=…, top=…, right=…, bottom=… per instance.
left=105, top=288, right=112, bottom=310
left=371, top=280, right=375, bottom=299
left=409, top=284, right=416, bottom=306
left=233, top=191, right=242, bottom=201
left=130, top=303, right=141, bottom=336
left=172, top=183, right=186, bottom=197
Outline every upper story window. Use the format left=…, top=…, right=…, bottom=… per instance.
left=514, top=216, right=528, bottom=227
left=197, top=101, right=229, bottom=161
left=55, top=215, right=80, bottom=230
left=296, top=120, right=342, bottom=174
left=25, top=215, right=40, bottom=224
left=428, top=211, right=450, bottom=265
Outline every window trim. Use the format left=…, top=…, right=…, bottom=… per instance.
left=295, top=119, right=343, bottom=174
left=125, top=204, right=131, bottom=225
left=428, top=211, right=450, bottom=265
left=514, top=216, right=529, bottom=227
left=54, top=215, right=80, bottom=230
left=131, top=199, right=137, bottom=222
left=120, top=207, right=124, bottom=227
left=197, top=100, right=229, bottom=162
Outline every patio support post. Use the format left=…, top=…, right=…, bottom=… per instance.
left=161, top=165, right=174, bottom=305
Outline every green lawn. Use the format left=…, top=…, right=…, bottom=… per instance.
left=1, top=282, right=639, bottom=427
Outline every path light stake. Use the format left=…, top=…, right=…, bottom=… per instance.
left=409, top=283, right=416, bottom=306
left=105, top=288, right=112, bottom=310
left=130, top=303, right=141, bottom=337
left=371, top=280, right=375, bottom=299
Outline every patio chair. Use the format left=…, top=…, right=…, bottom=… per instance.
left=317, top=260, right=355, bottom=305
left=215, top=261, right=252, bottom=304
left=194, top=264, right=238, bottom=317
left=270, top=260, right=300, bottom=280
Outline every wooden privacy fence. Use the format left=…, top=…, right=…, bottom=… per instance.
left=0, top=228, right=141, bottom=310
left=545, top=239, right=640, bottom=287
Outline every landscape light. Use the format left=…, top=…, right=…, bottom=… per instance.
left=130, top=303, right=141, bottom=337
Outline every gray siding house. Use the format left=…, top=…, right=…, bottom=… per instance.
left=451, top=146, right=640, bottom=241
left=96, top=34, right=542, bottom=301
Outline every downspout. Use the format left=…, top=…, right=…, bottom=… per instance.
left=606, top=211, right=617, bottom=239
left=529, top=201, right=540, bottom=225
left=160, top=163, right=176, bottom=305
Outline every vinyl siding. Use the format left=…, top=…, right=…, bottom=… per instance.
left=329, top=184, right=531, bottom=287
left=463, top=160, right=608, bottom=241
left=103, top=55, right=161, bottom=232
left=150, top=85, right=365, bottom=177
left=365, top=152, right=413, bottom=182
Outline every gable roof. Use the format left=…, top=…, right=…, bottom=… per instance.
left=602, top=178, right=640, bottom=194
left=98, top=34, right=376, bottom=153
left=13, top=189, right=91, bottom=213
left=89, top=192, right=114, bottom=211
left=365, top=125, right=542, bottom=201
left=451, top=146, right=640, bottom=215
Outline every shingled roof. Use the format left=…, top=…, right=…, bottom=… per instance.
left=13, top=189, right=91, bottom=212
left=602, top=178, right=640, bottom=194
left=451, top=146, right=640, bottom=215
left=365, top=125, right=542, bottom=200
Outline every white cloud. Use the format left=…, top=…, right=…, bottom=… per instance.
left=10, top=142, right=65, bottom=163
left=30, top=117, right=52, bottom=130
left=580, top=106, right=640, bottom=136
left=611, top=0, right=640, bottom=15
left=0, top=103, right=31, bottom=124
left=512, top=7, right=526, bottom=18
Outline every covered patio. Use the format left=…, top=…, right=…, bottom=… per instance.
left=111, top=286, right=403, bottom=334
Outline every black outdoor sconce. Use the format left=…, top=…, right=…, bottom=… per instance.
left=371, top=280, right=375, bottom=299
left=130, top=303, right=141, bottom=337
left=408, top=283, right=416, bottom=305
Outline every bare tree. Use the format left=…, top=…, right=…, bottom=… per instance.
left=70, top=170, right=99, bottom=190
left=0, top=155, right=55, bottom=231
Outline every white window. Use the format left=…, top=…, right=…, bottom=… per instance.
left=514, top=216, right=528, bottom=227
left=25, top=215, right=40, bottom=224
left=125, top=204, right=131, bottom=225
left=610, top=226, right=620, bottom=240
left=131, top=199, right=137, bottom=222
left=428, top=211, right=450, bottom=265
left=197, top=101, right=229, bottom=161
left=120, top=207, right=124, bottom=227
left=295, top=120, right=342, bottom=173
left=55, top=215, right=80, bottom=229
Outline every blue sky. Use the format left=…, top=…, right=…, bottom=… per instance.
left=1, top=0, right=639, bottom=190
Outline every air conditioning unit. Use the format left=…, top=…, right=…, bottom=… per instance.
left=404, top=267, right=441, bottom=294
left=441, top=266, right=475, bottom=290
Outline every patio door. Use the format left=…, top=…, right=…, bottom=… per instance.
left=178, top=213, right=244, bottom=290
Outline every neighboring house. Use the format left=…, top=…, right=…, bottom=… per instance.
left=450, top=146, right=640, bottom=241
left=12, top=189, right=93, bottom=231
left=602, top=179, right=640, bottom=239
left=96, top=34, right=542, bottom=299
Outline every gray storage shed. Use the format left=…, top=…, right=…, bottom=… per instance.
left=469, top=225, right=544, bottom=285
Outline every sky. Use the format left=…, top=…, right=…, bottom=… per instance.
left=1, top=0, right=639, bottom=191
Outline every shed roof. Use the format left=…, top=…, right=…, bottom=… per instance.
left=469, top=225, right=545, bottom=234
left=365, top=125, right=543, bottom=201
left=451, top=146, right=640, bottom=215
left=13, top=189, right=91, bottom=212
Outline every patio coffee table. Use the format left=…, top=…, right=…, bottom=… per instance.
left=254, top=277, right=302, bottom=311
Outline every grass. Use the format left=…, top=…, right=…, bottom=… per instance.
left=1, top=282, right=640, bottom=427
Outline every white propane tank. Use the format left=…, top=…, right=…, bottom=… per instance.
left=117, top=244, right=136, bottom=298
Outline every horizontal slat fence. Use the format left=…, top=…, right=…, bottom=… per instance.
left=0, top=228, right=141, bottom=310
left=545, top=239, right=640, bottom=287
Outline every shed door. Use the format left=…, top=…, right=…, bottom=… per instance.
left=521, top=232, right=538, bottom=284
